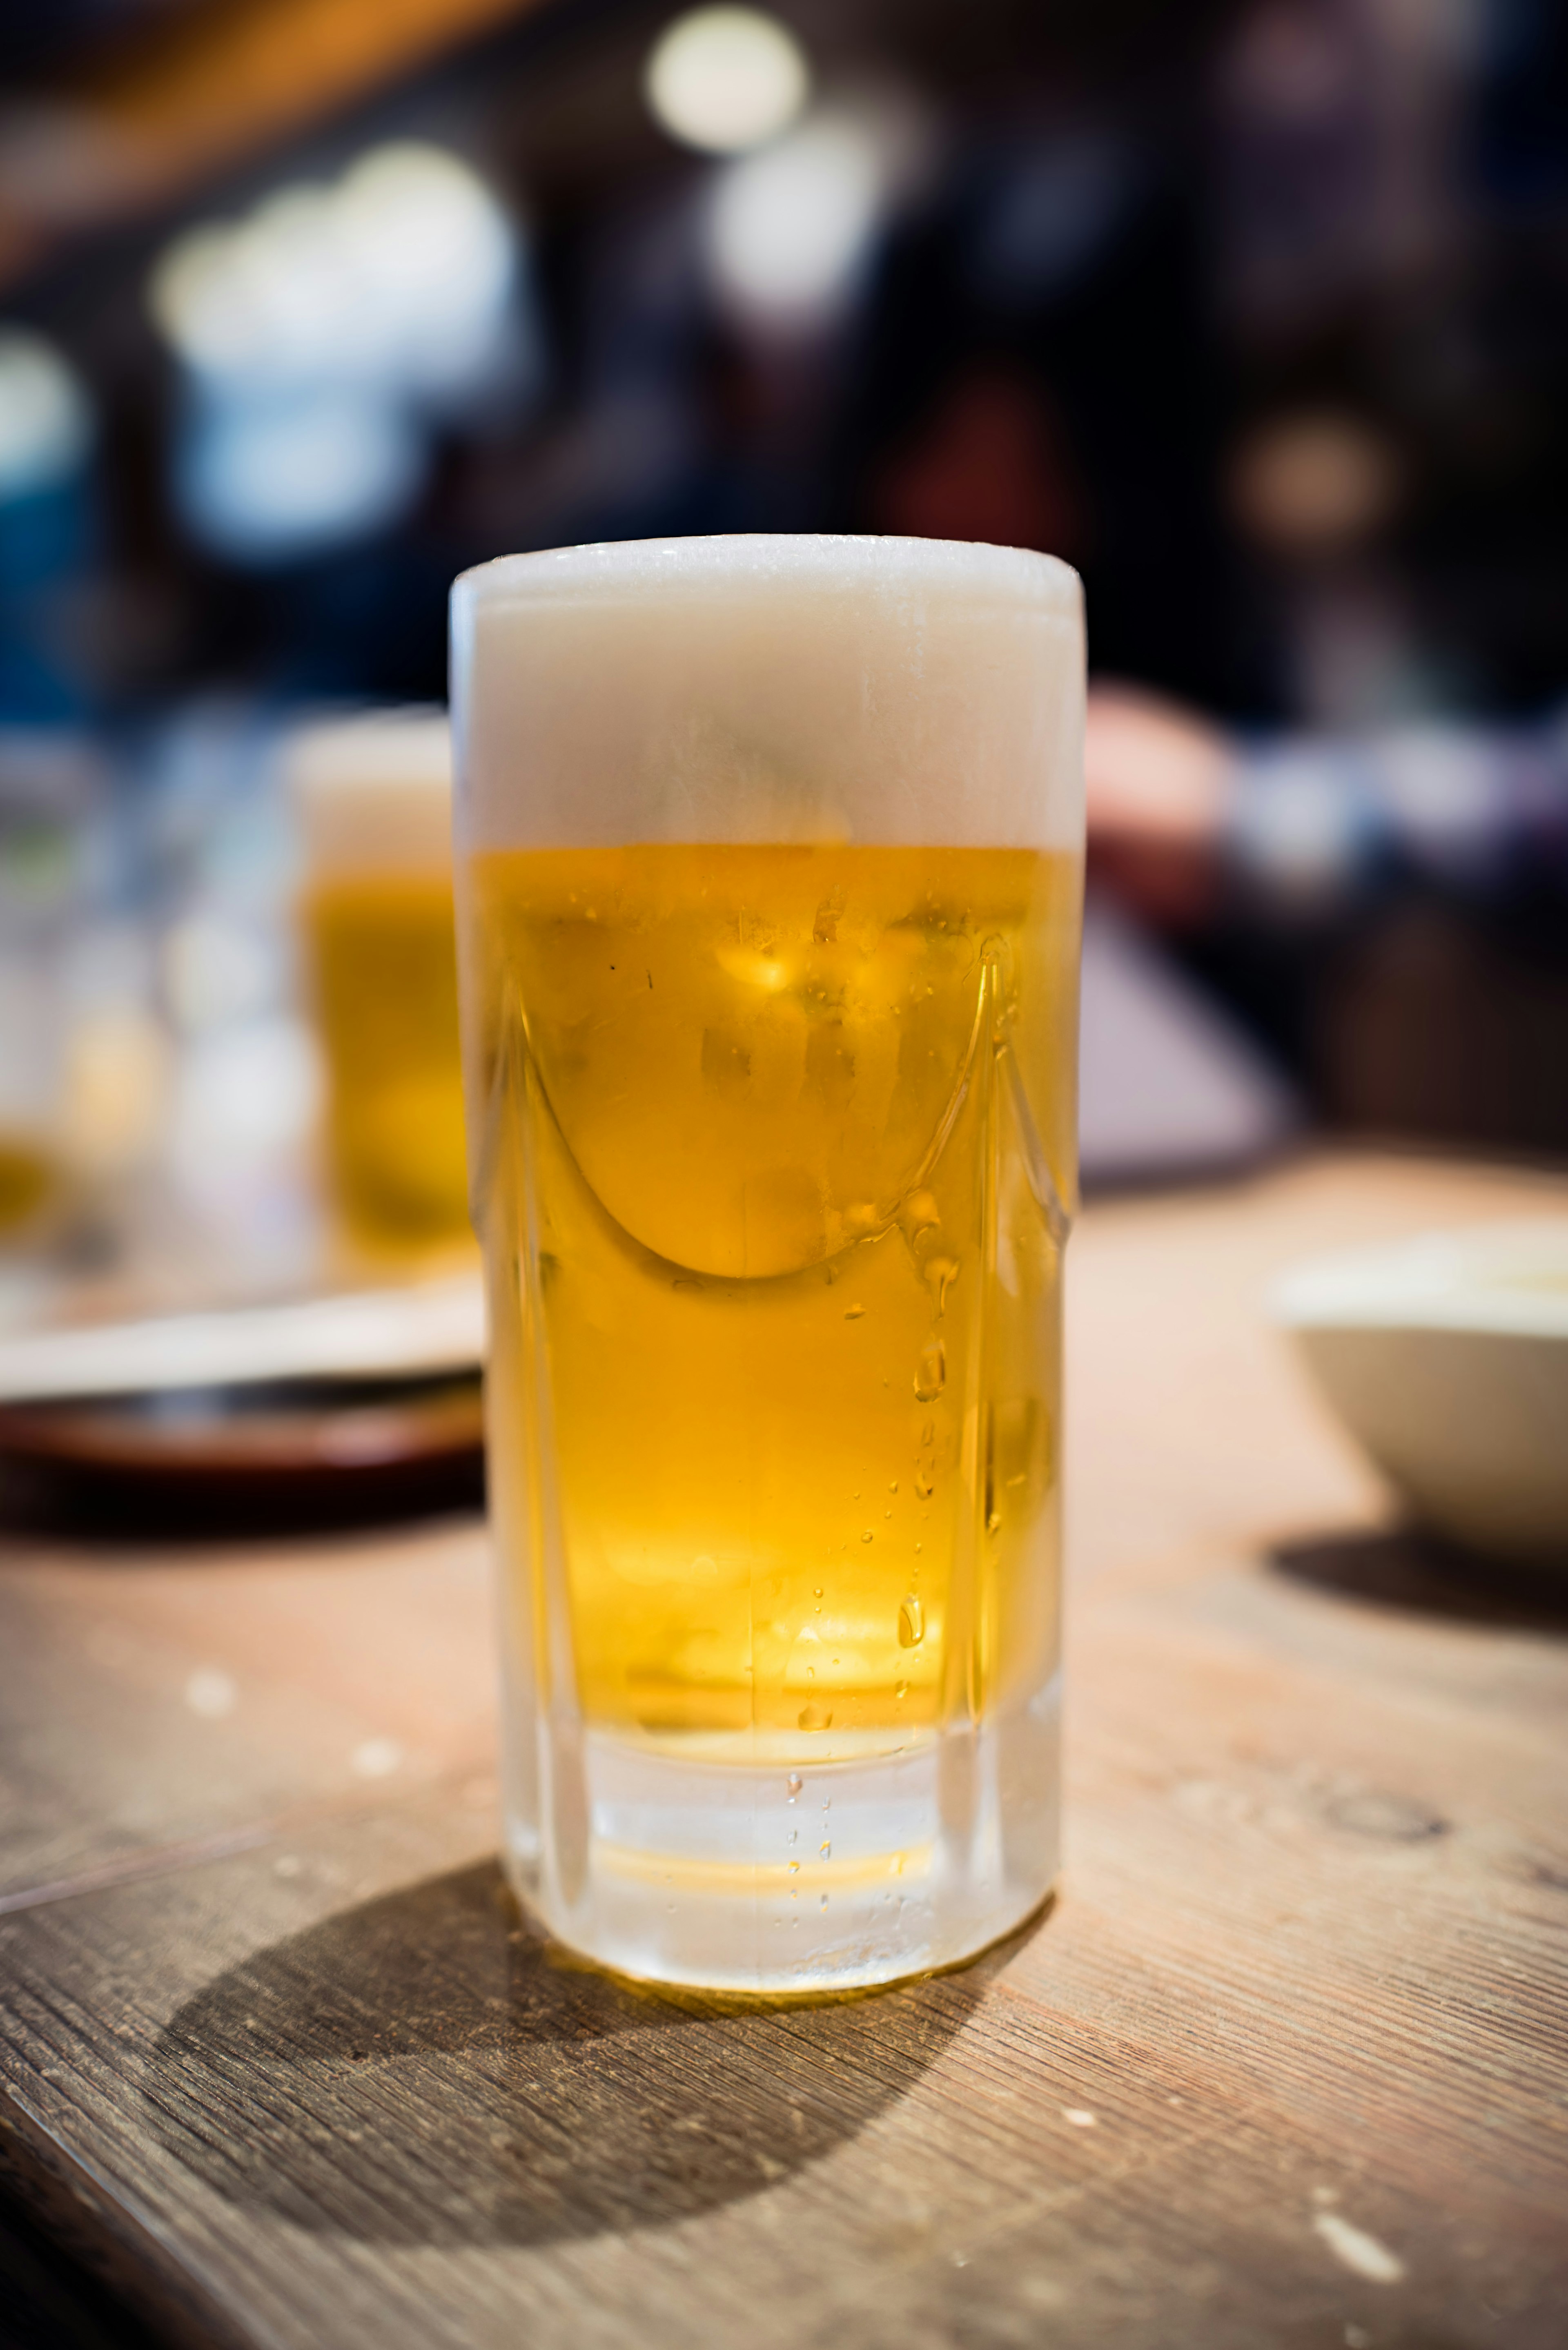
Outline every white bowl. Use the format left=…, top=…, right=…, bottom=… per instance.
left=1271, top=1220, right=1568, bottom=1567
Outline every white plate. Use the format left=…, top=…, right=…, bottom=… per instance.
left=0, top=1274, right=485, bottom=1406
left=1272, top=1220, right=1568, bottom=1566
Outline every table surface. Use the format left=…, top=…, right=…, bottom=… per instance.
left=2, top=1149, right=1566, bottom=2350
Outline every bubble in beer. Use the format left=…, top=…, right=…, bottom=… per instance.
left=898, top=1594, right=925, bottom=1648
left=913, top=1338, right=946, bottom=1401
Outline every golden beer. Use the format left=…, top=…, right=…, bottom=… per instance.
left=474, top=842, right=1076, bottom=1745
left=290, top=713, right=471, bottom=1259
left=0, top=1134, right=53, bottom=1234
left=453, top=535, right=1084, bottom=1991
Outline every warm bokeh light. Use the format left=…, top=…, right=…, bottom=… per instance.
left=1229, top=412, right=1405, bottom=557
left=644, top=7, right=809, bottom=156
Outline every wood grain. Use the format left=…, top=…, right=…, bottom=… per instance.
left=1, top=1150, right=1566, bottom=2350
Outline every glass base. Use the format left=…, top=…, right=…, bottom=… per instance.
left=501, top=1677, right=1060, bottom=1994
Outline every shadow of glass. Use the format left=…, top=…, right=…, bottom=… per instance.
left=1271, top=1527, right=1568, bottom=1634
left=146, top=1862, right=1008, bottom=2247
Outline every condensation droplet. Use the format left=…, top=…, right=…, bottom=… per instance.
left=914, top=1466, right=934, bottom=1499
left=844, top=1304, right=866, bottom=1321
left=898, top=1594, right=926, bottom=1648
left=862, top=1529, right=874, bottom=1543
left=819, top=1839, right=831, bottom=1859
left=895, top=1679, right=909, bottom=1700
left=987, top=1508, right=1002, bottom=1534
left=820, top=1893, right=829, bottom=1911
left=788, top=1861, right=800, bottom=1875
left=926, top=1255, right=960, bottom=1315
left=888, top=1480, right=899, bottom=1494
left=913, top=1340, right=946, bottom=1402
left=786, top=1773, right=803, bottom=1799
left=798, top=1703, right=833, bottom=1731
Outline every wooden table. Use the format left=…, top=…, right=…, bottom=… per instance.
left=2, top=1151, right=1566, bottom=2350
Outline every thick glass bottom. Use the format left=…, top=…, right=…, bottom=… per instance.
left=501, top=1677, right=1060, bottom=1994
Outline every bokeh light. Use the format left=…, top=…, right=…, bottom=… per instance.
left=175, top=388, right=425, bottom=564
left=150, top=143, right=515, bottom=398
left=148, top=142, right=520, bottom=564
left=644, top=7, right=809, bottom=156
left=706, top=109, right=889, bottom=332
left=0, top=331, right=93, bottom=501
left=1229, top=412, right=1405, bottom=558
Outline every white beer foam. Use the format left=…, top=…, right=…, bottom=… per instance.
left=286, top=708, right=452, bottom=876
left=451, top=536, right=1083, bottom=851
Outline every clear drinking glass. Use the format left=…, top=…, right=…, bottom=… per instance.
left=451, top=536, right=1083, bottom=1992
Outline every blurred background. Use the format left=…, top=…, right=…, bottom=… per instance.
left=1, top=0, right=1566, bottom=1314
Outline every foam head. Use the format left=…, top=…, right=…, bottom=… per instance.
left=451, top=536, right=1083, bottom=851
left=285, top=708, right=453, bottom=877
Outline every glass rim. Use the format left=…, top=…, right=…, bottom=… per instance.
left=453, top=532, right=1081, bottom=614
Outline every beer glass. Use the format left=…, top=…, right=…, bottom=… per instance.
left=288, top=711, right=472, bottom=1260
left=451, top=537, right=1083, bottom=1991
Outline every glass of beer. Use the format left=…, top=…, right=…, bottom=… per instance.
left=288, top=711, right=473, bottom=1262
left=451, top=537, right=1083, bottom=1991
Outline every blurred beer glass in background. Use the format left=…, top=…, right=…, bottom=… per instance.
left=452, top=534, right=1084, bottom=1991
left=0, top=738, right=101, bottom=1253
left=287, top=711, right=472, bottom=1263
